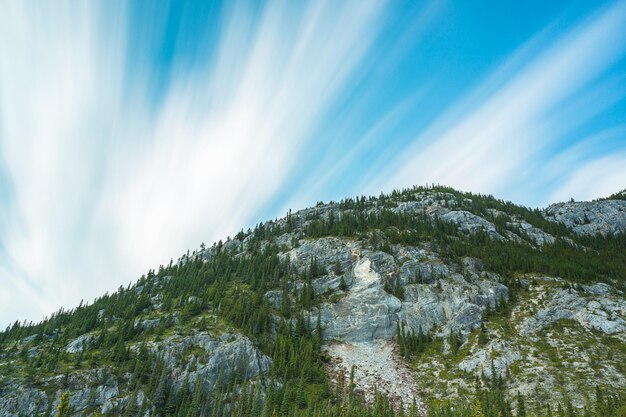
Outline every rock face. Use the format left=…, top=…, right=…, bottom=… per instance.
left=320, top=257, right=402, bottom=342
left=301, top=240, right=513, bottom=409
left=522, top=287, right=626, bottom=335
left=151, top=332, right=272, bottom=391
left=401, top=279, right=508, bottom=337
left=543, top=199, right=626, bottom=235
left=441, top=210, right=503, bottom=240
left=0, top=332, right=270, bottom=417
left=281, top=237, right=356, bottom=279
left=303, top=240, right=509, bottom=343
left=507, top=219, right=556, bottom=245
left=58, top=369, right=120, bottom=415
left=278, top=226, right=625, bottom=409
left=0, top=385, right=49, bottom=417
left=65, top=334, right=95, bottom=353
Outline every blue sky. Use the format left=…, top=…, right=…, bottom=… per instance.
left=1, top=1, right=625, bottom=326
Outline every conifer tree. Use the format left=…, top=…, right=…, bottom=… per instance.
left=516, top=392, right=526, bottom=417
left=56, top=392, right=71, bottom=417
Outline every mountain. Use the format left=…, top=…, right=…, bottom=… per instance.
left=1, top=185, right=625, bottom=417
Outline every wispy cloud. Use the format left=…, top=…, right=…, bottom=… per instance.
left=548, top=152, right=626, bottom=203
left=0, top=1, right=625, bottom=327
left=0, top=1, right=387, bottom=325
left=0, top=2, right=128, bottom=324
left=376, top=1, right=626, bottom=206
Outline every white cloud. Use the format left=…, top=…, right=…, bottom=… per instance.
left=0, top=0, right=386, bottom=326
left=1, top=0, right=624, bottom=328
left=377, top=1, right=626, bottom=206
left=548, top=153, right=626, bottom=203
left=0, top=2, right=128, bottom=324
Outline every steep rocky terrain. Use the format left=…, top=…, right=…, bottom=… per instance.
left=1, top=186, right=625, bottom=416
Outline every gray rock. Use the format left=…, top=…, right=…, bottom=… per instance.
left=65, top=334, right=95, bottom=353
left=319, top=257, right=402, bottom=342
left=280, top=237, right=356, bottom=275
left=223, top=238, right=243, bottom=253
left=523, top=288, right=626, bottom=335
left=0, top=383, right=48, bottom=417
left=19, top=334, right=38, bottom=344
left=43, top=368, right=120, bottom=416
left=507, top=220, right=556, bottom=245
left=543, top=200, right=626, bottom=235
left=171, top=333, right=271, bottom=392
left=264, top=290, right=283, bottom=309
left=459, top=340, right=522, bottom=378
left=0, top=331, right=272, bottom=417
left=312, top=274, right=352, bottom=295
left=441, top=211, right=504, bottom=240
left=134, top=318, right=160, bottom=330
left=583, top=282, right=613, bottom=295
left=401, top=280, right=507, bottom=336
left=401, top=285, right=446, bottom=334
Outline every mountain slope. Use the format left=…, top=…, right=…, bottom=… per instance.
left=1, top=185, right=625, bottom=417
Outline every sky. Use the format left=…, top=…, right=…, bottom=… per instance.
left=0, top=0, right=625, bottom=327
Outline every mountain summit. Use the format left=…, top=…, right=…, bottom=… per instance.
left=1, top=185, right=625, bottom=417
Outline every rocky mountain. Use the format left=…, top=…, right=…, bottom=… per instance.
left=1, top=185, right=625, bottom=417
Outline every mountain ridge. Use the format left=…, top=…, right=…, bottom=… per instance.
left=1, top=184, right=625, bottom=417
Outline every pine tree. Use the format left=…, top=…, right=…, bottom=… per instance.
left=478, top=323, right=489, bottom=345
left=394, top=275, right=405, bottom=299
left=516, top=392, right=526, bottom=417
left=339, top=275, right=348, bottom=291
left=56, top=392, right=71, bottom=417
left=448, top=330, right=460, bottom=354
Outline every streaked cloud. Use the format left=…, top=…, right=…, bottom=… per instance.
left=0, top=1, right=387, bottom=325
left=0, top=1, right=625, bottom=326
left=376, top=1, right=626, bottom=206
left=548, top=153, right=626, bottom=203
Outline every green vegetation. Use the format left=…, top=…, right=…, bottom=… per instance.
left=56, top=391, right=71, bottom=417
left=427, top=384, right=626, bottom=417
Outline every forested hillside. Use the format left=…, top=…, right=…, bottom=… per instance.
left=1, top=185, right=625, bottom=417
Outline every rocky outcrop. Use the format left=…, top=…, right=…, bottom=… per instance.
left=65, top=334, right=96, bottom=353
left=441, top=211, right=504, bottom=240
left=55, top=368, right=120, bottom=415
left=319, top=257, right=401, bottom=342
left=507, top=220, right=556, bottom=245
left=0, top=384, right=49, bottom=417
left=1, top=331, right=270, bottom=417
left=458, top=340, right=522, bottom=378
left=161, top=332, right=272, bottom=392
left=401, top=279, right=508, bottom=337
left=133, top=332, right=271, bottom=391
left=522, top=287, right=626, bottom=335
left=280, top=237, right=356, bottom=277
left=134, top=318, right=160, bottom=330
left=305, top=241, right=508, bottom=342
left=0, top=368, right=119, bottom=417
left=543, top=199, right=626, bottom=235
